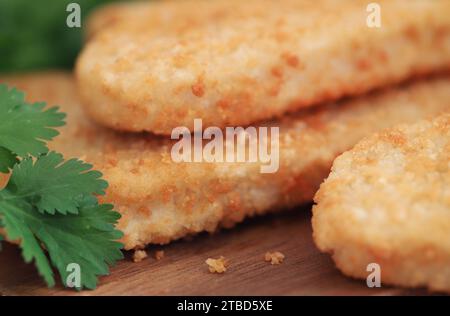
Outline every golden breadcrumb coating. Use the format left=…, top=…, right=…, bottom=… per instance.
left=313, top=114, right=450, bottom=293
left=1, top=73, right=450, bottom=250
left=77, top=0, right=450, bottom=134
left=264, top=251, right=285, bottom=265
left=206, top=256, right=229, bottom=273
left=0, top=173, right=7, bottom=189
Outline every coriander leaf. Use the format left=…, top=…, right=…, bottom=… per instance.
left=0, top=84, right=65, bottom=157
left=0, top=195, right=123, bottom=290
left=0, top=146, right=17, bottom=173
left=5, top=152, right=108, bottom=215
left=0, top=197, right=54, bottom=286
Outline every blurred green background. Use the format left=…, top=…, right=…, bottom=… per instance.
left=0, top=0, right=122, bottom=73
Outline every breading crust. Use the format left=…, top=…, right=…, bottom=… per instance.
left=77, top=0, right=450, bottom=133
left=2, top=73, right=450, bottom=250
left=312, top=114, right=450, bottom=293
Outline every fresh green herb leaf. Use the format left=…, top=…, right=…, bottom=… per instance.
left=0, top=196, right=55, bottom=285
left=0, top=84, right=124, bottom=290
left=0, top=194, right=123, bottom=289
left=0, top=146, right=17, bottom=173
left=5, top=152, right=108, bottom=215
left=0, top=84, right=65, bottom=158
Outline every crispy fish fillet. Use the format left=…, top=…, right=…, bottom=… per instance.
left=77, top=0, right=450, bottom=134
left=312, top=114, right=450, bottom=293
left=2, top=73, right=450, bottom=250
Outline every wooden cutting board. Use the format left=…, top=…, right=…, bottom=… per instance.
left=0, top=206, right=427, bottom=296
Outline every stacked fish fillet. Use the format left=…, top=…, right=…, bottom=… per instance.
left=2, top=0, right=450, bottom=292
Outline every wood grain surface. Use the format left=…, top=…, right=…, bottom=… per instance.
left=0, top=206, right=428, bottom=296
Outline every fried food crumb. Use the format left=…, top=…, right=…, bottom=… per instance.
left=155, top=250, right=165, bottom=260
left=205, top=256, right=229, bottom=273
left=265, top=251, right=285, bottom=265
left=132, top=249, right=148, bottom=263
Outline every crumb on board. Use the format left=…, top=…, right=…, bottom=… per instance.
left=205, top=256, right=229, bottom=273
left=155, top=250, right=165, bottom=260
left=132, top=249, right=148, bottom=263
left=265, top=251, right=285, bottom=265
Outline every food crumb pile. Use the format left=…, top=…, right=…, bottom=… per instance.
left=265, top=251, right=285, bottom=265
left=133, top=250, right=148, bottom=263
left=206, top=256, right=229, bottom=273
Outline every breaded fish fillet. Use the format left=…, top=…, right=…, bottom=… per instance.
left=2, top=73, right=450, bottom=250
left=312, top=114, right=450, bottom=293
left=77, top=0, right=450, bottom=134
